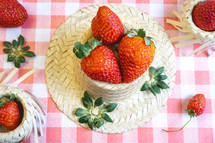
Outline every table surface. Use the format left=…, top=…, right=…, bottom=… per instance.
left=0, top=0, right=215, bottom=143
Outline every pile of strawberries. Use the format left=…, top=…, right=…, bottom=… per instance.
left=73, top=6, right=155, bottom=84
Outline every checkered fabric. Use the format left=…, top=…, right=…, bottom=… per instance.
left=0, top=0, right=214, bottom=142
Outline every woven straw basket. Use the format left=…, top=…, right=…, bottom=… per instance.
left=182, top=0, right=215, bottom=43
left=45, top=3, right=176, bottom=133
left=0, top=69, right=46, bottom=143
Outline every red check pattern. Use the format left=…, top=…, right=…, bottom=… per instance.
left=0, top=0, right=214, bottom=142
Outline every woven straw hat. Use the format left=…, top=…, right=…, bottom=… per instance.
left=0, top=69, right=46, bottom=143
left=45, top=3, right=176, bottom=133
left=182, top=0, right=215, bottom=43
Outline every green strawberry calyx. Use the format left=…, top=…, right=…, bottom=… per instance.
left=74, top=91, right=117, bottom=130
left=3, top=35, right=36, bottom=68
left=73, top=39, right=102, bottom=59
left=127, top=29, right=153, bottom=46
left=162, top=109, right=197, bottom=133
left=0, top=94, right=16, bottom=108
left=141, top=66, right=169, bottom=96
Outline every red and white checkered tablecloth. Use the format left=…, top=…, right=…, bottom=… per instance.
left=0, top=0, right=215, bottom=142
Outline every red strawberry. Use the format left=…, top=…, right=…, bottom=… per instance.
left=163, top=94, right=206, bottom=132
left=73, top=39, right=122, bottom=84
left=192, top=0, right=215, bottom=31
left=187, top=94, right=206, bottom=116
left=0, top=0, right=28, bottom=27
left=0, top=94, right=22, bottom=131
left=91, top=6, right=124, bottom=45
left=118, top=29, right=155, bottom=83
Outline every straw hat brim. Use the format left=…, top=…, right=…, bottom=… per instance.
left=45, top=3, right=176, bottom=133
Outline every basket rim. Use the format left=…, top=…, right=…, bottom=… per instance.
left=0, top=88, right=27, bottom=135
left=184, top=0, right=215, bottom=42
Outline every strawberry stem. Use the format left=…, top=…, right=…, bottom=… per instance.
left=162, top=116, right=193, bottom=132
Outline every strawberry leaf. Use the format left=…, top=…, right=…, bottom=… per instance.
left=187, top=109, right=197, bottom=118
left=141, top=83, right=149, bottom=91
left=95, top=118, right=104, bottom=128
left=23, top=51, right=36, bottom=57
left=137, top=29, right=146, bottom=38
left=152, top=84, right=161, bottom=94
left=74, top=42, right=82, bottom=48
left=19, top=56, right=26, bottom=63
left=90, top=39, right=102, bottom=49
left=3, top=41, right=12, bottom=48
left=7, top=55, right=15, bottom=62
left=22, top=46, right=30, bottom=52
left=156, top=67, right=164, bottom=75
left=82, top=97, right=91, bottom=109
left=18, top=35, right=25, bottom=46
left=102, top=103, right=117, bottom=112
left=14, top=59, right=21, bottom=68
left=12, top=40, right=18, bottom=48
left=157, top=81, right=169, bottom=89
left=148, top=86, right=156, bottom=96
left=84, top=91, right=93, bottom=106
left=0, top=101, right=7, bottom=108
left=88, top=118, right=94, bottom=130
left=94, top=97, right=104, bottom=107
left=75, top=108, right=89, bottom=117
left=9, top=94, right=16, bottom=101
left=3, top=48, right=12, bottom=54
left=144, top=36, right=152, bottom=46
left=101, top=113, right=113, bottom=122
left=79, top=115, right=90, bottom=123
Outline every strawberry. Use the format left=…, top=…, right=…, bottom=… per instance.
left=163, top=94, right=206, bottom=132
left=187, top=94, right=206, bottom=116
left=192, top=0, right=215, bottom=31
left=118, top=29, right=155, bottom=83
left=73, top=39, right=122, bottom=84
left=0, top=94, right=22, bottom=131
left=0, top=0, right=28, bottom=28
left=91, top=6, right=124, bottom=45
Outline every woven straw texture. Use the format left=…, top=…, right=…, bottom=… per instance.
left=0, top=69, right=45, bottom=143
left=45, top=3, right=176, bottom=133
